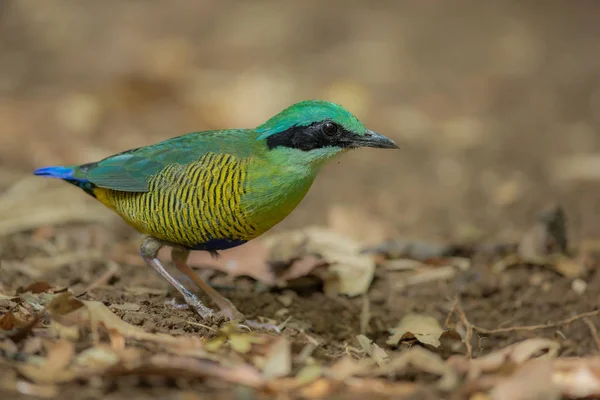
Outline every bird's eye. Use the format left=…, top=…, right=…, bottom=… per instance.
left=321, top=121, right=339, bottom=137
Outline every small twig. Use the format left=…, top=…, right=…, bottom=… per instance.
left=455, top=301, right=473, bottom=358
left=444, top=296, right=459, bottom=329
left=185, top=320, right=217, bottom=332
left=583, top=317, right=600, bottom=351
left=473, top=309, right=600, bottom=335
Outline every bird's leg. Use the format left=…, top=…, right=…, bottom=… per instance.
left=171, top=248, right=281, bottom=332
left=140, top=237, right=214, bottom=319
left=171, top=247, right=245, bottom=321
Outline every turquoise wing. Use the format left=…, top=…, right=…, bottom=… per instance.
left=76, top=130, right=255, bottom=192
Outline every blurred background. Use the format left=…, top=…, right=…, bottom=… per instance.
left=1, top=0, right=600, bottom=244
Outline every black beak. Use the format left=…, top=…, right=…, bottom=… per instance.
left=350, top=130, right=399, bottom=149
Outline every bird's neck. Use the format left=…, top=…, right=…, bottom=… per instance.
left=242, top=147, right=344, bottom=237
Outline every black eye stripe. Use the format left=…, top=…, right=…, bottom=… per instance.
left=266, top=121, right=356, bottom=151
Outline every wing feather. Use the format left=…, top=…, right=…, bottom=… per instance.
left=77, top=130, right=255, bottom=192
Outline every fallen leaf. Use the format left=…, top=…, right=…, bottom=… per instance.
left=553, top=357, right=600, bottom=398
left=345, top=378, right=419, bottom=397
left=357, top=335, right=389, bottom=367
left=204, top=336, right=226, bottom=352
left=42, top=293, right=177, bottom=344
left=46, top=292, right=84, bottom=317
left=374, top=347, right=458, bottom=391
left=490, top=359, right=560, bottom=400
left=438, top=330, right=466, bottom=355
left=278, top=256, right=326, bottom=283
left=17, top=340, right=76, bottom=384
left=16, top=281, right=53, bottom=295
left=299, top=378, right=334, bottom=399
left=229, top=333, right=266, bottom=354
left=387, top=313, right=445, bottom=348
left=0, top=370, right=59, bottom=398
left=449, top=338, right=560, bottom=379
left=81, top=300, right=177, bottom=344
left=328, top=357, right=375, bottom=380
left=261, top=337, right=292, bottom=379
left=552, top=255, right=585, bottom=278
left=264, top=227, right=376, bottom=296
left=73, top=345, right=120, bottom=371
left=48, top=321, right=80, bottom=341
left=295, top=364, right=323, bottom=385
left=186, top=240, right=274, bottom=284
left=131, top=354, right=265, bottom=388
left=0, top=311, right=25, bottom=330
left=395, top=265, right=459, bottom=290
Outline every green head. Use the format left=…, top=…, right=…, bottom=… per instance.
left=256, top=100, right=398, bottom=166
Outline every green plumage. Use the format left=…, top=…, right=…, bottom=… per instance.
left=34, top=99, right=398, bottom=321
left=36, top=100, right=398, bottom=252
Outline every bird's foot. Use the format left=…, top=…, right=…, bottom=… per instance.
left=212, top=308, right=280, bottom=333
left=215, top=305, right=246, bottom=322
left=167, top=297, right=190, bottom=310
left=240, top=319, right=281, bottom=333
left=168, top=295, right=215, bottom=319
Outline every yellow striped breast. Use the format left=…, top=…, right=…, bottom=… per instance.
left=96, top=153, right=256, bottom=249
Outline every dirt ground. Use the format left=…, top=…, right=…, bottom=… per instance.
left=2, top=1, right=600, bottom=399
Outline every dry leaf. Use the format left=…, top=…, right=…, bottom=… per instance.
left=299, top=378, right=334, bottom=399
left=204, top=336, right=226, bottom=352
left=0, top=311, right=25, bottom=330
left=552, top=255, right=585, bottom=278
left=490, top=359, right=560, bottom=400
left=264, top=227, right=376, bottom=296
left=449, top=338, right=560, bottom=379
left=73, top=345, right=120, bottom=371
left=261, top=337, right=292, bottom=379
left=0, top=370, right=59, bottom=398
left=229, top=333, right=266, bottom=354
left=16, top=281, right=53, bottom=295
left=16, top=340, right=76, bottom=384
left=42, top=293, right=177, bottom=344
left=140, top=354, right=265, bottom=388
left=387, top=313, right=445, bottom=348
left=553, top=357, right=600, bottom=398
left=46, top=292, right=85, bottom=317
left=295, top=364, right=323, bottom=385
left=186, top=240, right=274, bottom=284
left=357, top=335, right=389, bottom=367
left=48, top=321, right=80, bottom=341
left=374, top=347, right=458, bottom=391
left=328, top=357, right=375, bottom=380
left=81, top=300, right=177, bottom=343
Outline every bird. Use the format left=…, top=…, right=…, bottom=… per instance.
left=34, top=100, right=398, bottom=325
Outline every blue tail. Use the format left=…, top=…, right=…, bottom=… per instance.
left=33, top=165, right=97, bottom=197
left=33, top=166, right=76, bottom=179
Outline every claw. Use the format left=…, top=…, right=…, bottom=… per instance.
left=168, top=298, right=190, bottom=310
left=242, top=319, right=281, bottom=333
